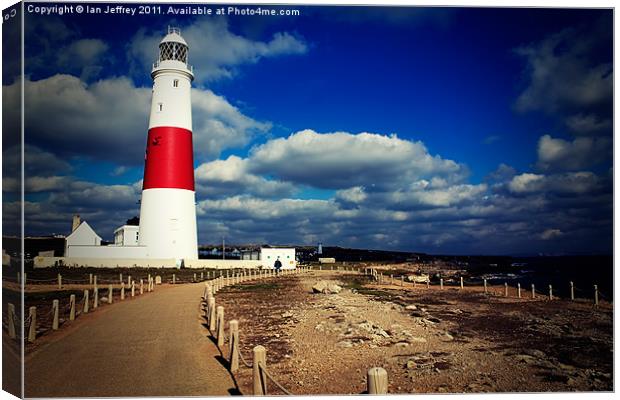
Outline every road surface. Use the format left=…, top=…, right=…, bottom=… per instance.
left=24, top=283, right=237, bottom=397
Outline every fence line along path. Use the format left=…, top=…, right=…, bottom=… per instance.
left=24, top=282, right=236, bottom=397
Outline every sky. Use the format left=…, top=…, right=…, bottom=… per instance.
left=2, top=2, right=614, bottom=255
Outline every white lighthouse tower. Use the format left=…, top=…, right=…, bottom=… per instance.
left=138, top=27, right=198, bottom=260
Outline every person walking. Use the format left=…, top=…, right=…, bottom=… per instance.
left=274, top=258, right=282, bottom=276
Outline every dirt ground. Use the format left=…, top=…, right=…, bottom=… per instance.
left=215, top=270, right=613, bottom=395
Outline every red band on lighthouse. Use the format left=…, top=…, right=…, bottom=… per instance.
left=143, top=126, right=195, bottom=191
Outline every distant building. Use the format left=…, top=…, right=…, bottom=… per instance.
left=260, top=247, right=296, bottom=269
left=114, top=225, right=140, bottom=246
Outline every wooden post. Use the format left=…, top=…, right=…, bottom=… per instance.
left=200, top=272, right=204, bottom=281
left=367, top=367, right=388, bottom=394
left=570, top=281, right=574, bottom=301
left=108, top=284, right=113, bottom=304
left=69, top=295, right=76, bottom=320
left=172, top=274, right=176, bottom=284
left=504, top=282, right=508, bottom=297
left=7, top=303, right=16, bottom=339
left=460, top=276, right=464, bottom=289
left=131, top=281, right=135, bottom=297
left=229, top=320, right=239, bottom=372
left=549, top=285, right=553, bottom=300
left=209, top=297, right=217, bottom=331
left=484, top=279, right=488, bottom=294
left=594, top=285, right=599, bottom=306
left=57, top=273, right=62, bottom=289
left=216, top=306, right=225, bottom=347
left=193, top=273, right=197, bottom=282
left=517, top=283, right=521, bottom=298
left=94, top=275, right=97, bottom=287
left=531, top=284, right=536, bottom=299
left=52, top=299, right=59, bottom=330
left=93, top=287, right=99, bottom=309
left=89, top=273, right=93, bottom=285
left=253, top=345, right=267, bottom=395
left=127, top=275, right=131, bottom=285
left=119, top=273, right=123, bottom=283
left=28, top=306, right=37, bottom=343
left=121, top=282, right=125, bottom=300
left=440, top=278, right=444, bottom=290
left=140, top=279, right=144, bottom=295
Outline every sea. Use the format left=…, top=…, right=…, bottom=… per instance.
left=462, top=255, right=613, bottom=301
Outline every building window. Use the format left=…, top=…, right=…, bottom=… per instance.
left=173, top=79, right=179, bottom=88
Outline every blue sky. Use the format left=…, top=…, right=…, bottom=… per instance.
left=2, top=3, right=613, bottom=255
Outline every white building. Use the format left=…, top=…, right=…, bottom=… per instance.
left=114, top=225, right=140, bottom=246
left=260, top=247, right=296, bottom=269
left=65, top=221, right=102, bottom=257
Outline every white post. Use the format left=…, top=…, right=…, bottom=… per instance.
left=127, top=275, right=131, bottom=285
left=229, top=320, right=239, bottom=372
left=119, top=273, right=123, bottom=283
left=28, top=306, right=37, bottom=342
left=253, top=345, right=267, bottom=395
left=216, top=306, right=225, bottom=347
left=108, top=284, right=113, bottom=304
left=140, top=279, right=144, bottom=295
left=131, top=281, right=135, bottom=297
left=52, top=299, right=59, bottom=330
left=121, top=282, right=125, bottom=300
left=440, top=278, right=444, bottom=290
left=504, top=282, right=508, bottom=297
left=7, top=303, right=16, bottom=338
left=549, top=285, right=553, bottom=300
left=594, top=284, right=599, bottom=306
left=57, top=273, right=62, bottom=289
left=484, top=279, right=487, bottom=294
left=89, top=273, right=93, bottom=285
left=460, top=276, right=464, bottom=289
left=209, top=297, right=217, bottom=331
left=69, top=294, right=76, bottom=320
left=172, top=274, right=176, bottom=284
left=517, top=283, right=521, bottom=298
left=93, top=287, right=99, bottom=309
left=570, top=281, right=574, bottom=301
left=367, top=367, right=388, bottom=394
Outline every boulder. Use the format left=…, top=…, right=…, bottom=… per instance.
left=312, top=280, right=342, bottom=294
left=407, top=274, right=430, bottom=283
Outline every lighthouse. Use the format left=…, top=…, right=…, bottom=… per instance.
left=138, top=27, right=198, bottom=260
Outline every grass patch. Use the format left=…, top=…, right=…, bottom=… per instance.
left=233, top=282, right=282, bottom=292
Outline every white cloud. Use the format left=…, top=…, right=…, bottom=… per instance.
left=249, top=129, right=466, bottom=190
left=540, top=229, right=562, bottom=240
left=195, top=156, right=295, bottom=198
left=515, top=28, right=612, bottom=114
left=335, top=186, right=368, bottom=204
left=536, top=134, right=611, bottom=171
left=508, top=171, right=601, bottom=195
left=192, top=89, right=271, bottom=160
left=128, top=19, right=307, bottom=83
left=9, top=74, right=267, bottom=165
left=565, top=113, right=611, bottom=135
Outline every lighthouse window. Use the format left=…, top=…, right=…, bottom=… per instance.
left=158, top=103, right=163, bottom=112
left=173, top=79, right=179, bottom=88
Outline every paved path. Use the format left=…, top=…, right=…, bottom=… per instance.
left=24, top=283, right=237, bottom=397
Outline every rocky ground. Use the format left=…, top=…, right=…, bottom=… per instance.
left=215, top=270, right=613, bottom=395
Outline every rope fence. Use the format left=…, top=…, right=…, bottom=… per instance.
left=200, top=265, right=388, bottom=395
left=362, top=268, right=610, bottom=306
